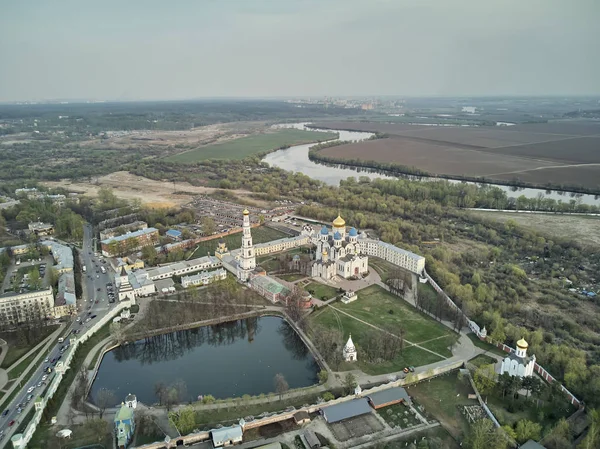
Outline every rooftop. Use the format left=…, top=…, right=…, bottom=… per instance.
left=321, top=398, right=372, bottom=423
left=251, top=275, right=290, bottom=296
left=367, top=387, right=410, bottom=406
left=114, top=403, right=134, bottom=422
left=211, top=425, right=243, bottom=443
left=254, top=234, right=307, bottom=249
left=41, top=240, right=74, bottom=272
left=166, top=229, right=182, bottom=237
left=146, top=255, right=220, bottom=278
left=55, top=271, right=76, bottom=306
left=101, top=227, right=158, bottom=245
left=378, top=241, right=424, bottom=262
left=520, top=441, right=546, bottom=449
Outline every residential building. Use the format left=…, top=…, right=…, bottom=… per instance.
left=181, top=269, right=227, bottom=288
left=0, top=288, right=54, bottom=325
left=10, top=244, right=29, bottom=256
left=101, top=228, right=159, bottom=257
left=253, top=235, right=309, bottom=256
left=99, top=221, right=148, bottom=240
left=146, top=256, right=221, bottom=280
left=53, top=271, right=76, bottom=318
left=110, top=256, right=144, bottom=273
left=28, top=222, right=54, bottom=236
left=41, top=240, right=74, bottom=273
left=211, top=425, right=243, bottom=447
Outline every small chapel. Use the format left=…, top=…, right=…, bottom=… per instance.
left=311, top=215, right=369, bottom=280
left=500, top=338, right=536, bottom=378
left=343, top=335, right=357, bottom=362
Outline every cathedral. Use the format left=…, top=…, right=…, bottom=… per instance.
left=310, top=215, right=369, bottom=280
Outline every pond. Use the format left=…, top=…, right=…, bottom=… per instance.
left=89, top=316, right=318, bottom=406
left=264, top=123, right=600, bottom=207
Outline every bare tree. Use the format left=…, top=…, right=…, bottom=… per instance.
left=285, top=286, right=307, bottom=328
left=96, top=388, right=116, bottom=419
left=274, top=373, right=289, bottom=400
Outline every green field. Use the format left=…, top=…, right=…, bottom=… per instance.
left=190, top=226, right=289, bottom=258
left=310, top=285, right=458, bottom=373
left=304, top=282, right=339, bottom=300
left=166, top=129, right=338, bottom=162
left=0, top=325, right=59, bottom=369
left=408, top=372, right=478, bottom=438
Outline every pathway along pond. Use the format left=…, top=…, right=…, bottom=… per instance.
left=264, top=123, right=600, bottom=207
left=89, top=316, right=318, bottom=406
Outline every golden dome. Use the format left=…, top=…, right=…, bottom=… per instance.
left=332, top=215, right=345, bottom=227
left=242, top=209, right=249, bottom=215
left=516, top=338, right=528, bottom=349
left=322, top=249, right=328, bottom=256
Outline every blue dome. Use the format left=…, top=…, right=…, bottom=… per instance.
left=320, top=226, right=329, bottom=235
left=349, top=227, right=358, bottom=237
left=334, top=231, right=342, bottom=240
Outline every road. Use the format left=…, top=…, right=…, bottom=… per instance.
left=0, top=223, right=117, bottom=442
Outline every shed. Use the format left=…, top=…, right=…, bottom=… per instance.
left=294, top=410, right=311, bottom=425
left=211, top=425, right=243, bottom=447
left=304, top=430, right=321, bottom=449
left=367, top=387, right=411, bottom=409
left=321, top=398, right=372, bottom=423
left=520, top=441, right=546, bottom=449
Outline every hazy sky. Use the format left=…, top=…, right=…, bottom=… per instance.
left=1, top=0, right=599, bottom=101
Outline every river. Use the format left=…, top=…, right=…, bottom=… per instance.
left=89, top=316, right=318, bottom=406
left=264, top=123, right=600, bottom=207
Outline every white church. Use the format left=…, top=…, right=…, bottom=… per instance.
left=310, top=215, right=369, bottom=280
left=499, top=338, right=536, bottom=378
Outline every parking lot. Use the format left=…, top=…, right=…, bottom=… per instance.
left=1, top=255, right=53, bottom=295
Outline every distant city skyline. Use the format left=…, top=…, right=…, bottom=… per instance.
left=1, top=0, right=599, bottom=102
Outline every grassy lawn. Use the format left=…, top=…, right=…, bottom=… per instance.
left=191, top=226, right=289, bottom=258
left=469, top=354, right=497, bottom=368
left=166, top=129, right=338, bottom=162
left=378, top=403, right=421, bottom=429
left=28, top=421, right=112, bottom=449
left=277, top=273, right=306, bottom=282
left=7, top=351, right=38, bottom=380
left=304, top=282, right=339, bottom=300
left=467, top=333, right=508, bottom=357
left=310, top=285, right=458, bottom=373
left=408, top=372, right=478, bottom=439
left=369, top=258, right=403, bottom=283
left=1, top=324, right=60, bottom=369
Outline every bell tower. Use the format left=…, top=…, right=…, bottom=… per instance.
left=237, top=209, right=256, bottom=281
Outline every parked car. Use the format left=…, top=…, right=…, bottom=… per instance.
left=2, top=409, right=9, bottom=417
left=26, top=394, right=33, bottom=401
left=91, top=314, right=97, bottom=319
left=8, top=420, right=15, bottom=427
left=42, top=375, right=48, bottom=381
left=26, top=386, right=34, bottom=393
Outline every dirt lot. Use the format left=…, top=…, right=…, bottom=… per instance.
left=320, top=137, right=557, bottom=177
left=78, top=121, right=268, bottom=152
left=470, top=211, right=600, bottom=247
left=329, top=413, right=384, bottom=442
left=42, top=171, right=257, bottom=208
left=314, top=120, right=600, bottom=189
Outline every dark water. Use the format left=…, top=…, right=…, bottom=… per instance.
left=89, top=316, right=318, bottom=406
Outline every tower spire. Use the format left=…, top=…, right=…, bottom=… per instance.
left=237, top=209, right=256, bottom=281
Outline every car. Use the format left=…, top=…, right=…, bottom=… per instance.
left=97, top=287, right=101, bottom=291
left=46, top=367, right=52, bottom=373
left=16, top=408, right=22, bottom=414
left=403, top=367, right=409, bottom=373
left=409, top=366, right=415, bottom=372
left=95, top=300, right=99, bottom=304
left=85, top=318, right=91, bottom=323
left=26, top=394, right=33, bottom=401
left=87, top=311, right=92, bottom=315
left=76, top=317, right=81, bottom=322
left=50, top=358, right=56, bottom=364
left=37, top=382, right=43, bottom=388
left=8, top=420, right=15, bottom=427
left=2, top=409, right=9, bottom=417
left=96, top=275, right=99, bottom=278
left=44, top=358, right=49, bottom=363
left=42, top=375, right=48, bottom=381
left=26, top=386, right=34, bottom=393
left=91, top=314, right=97, bottom=319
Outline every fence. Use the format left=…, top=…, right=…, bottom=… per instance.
left=422, top=269, right=583, bottom=407
left=14, top=300, right=134, bottom=449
